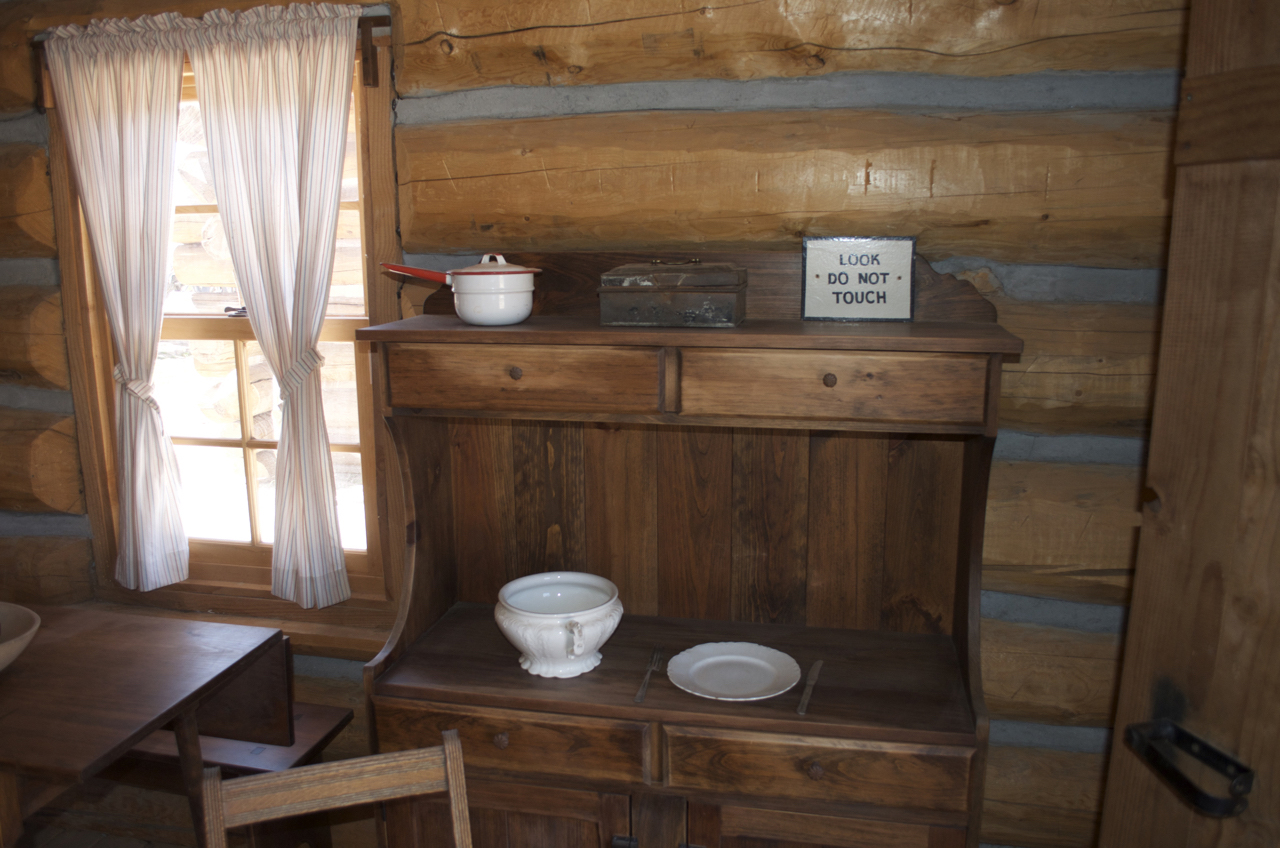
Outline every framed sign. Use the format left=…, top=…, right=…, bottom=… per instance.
left=802, top=236, right=915, bottom=321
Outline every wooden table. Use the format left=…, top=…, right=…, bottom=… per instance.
left=0, top=605, right=285, bottom=848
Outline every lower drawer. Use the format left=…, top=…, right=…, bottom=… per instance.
left=375, top=699, right=652, bottom=785
left=664, top=725, right=972, bottom=812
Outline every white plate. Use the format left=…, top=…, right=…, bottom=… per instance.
left=666, top=642, right=801, bottom=701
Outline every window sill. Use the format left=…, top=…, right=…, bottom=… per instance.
left=76, top=599, right=389, bottom=662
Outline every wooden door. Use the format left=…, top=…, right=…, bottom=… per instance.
left=1097, top=0, right=1280, bottom=843
left=686, top=802, right=966, bottom=848
left=391, top=780, right=629, bottom=848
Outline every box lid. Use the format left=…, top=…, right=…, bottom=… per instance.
left=600, top=261, right=747, bottom=289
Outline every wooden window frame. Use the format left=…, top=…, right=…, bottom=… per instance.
left=43, top=32, right=405, bottom=629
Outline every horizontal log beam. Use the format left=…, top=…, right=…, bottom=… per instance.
left=0, top=285, right=70, bottom=390
left=983, top=746, right=1107, bottom=848
left=0, top=536, right=92, bottom=604
left=396, top=0, right=1187, bottom=96
left=983, top=461, right=1141, bottom=605
left=0, top=408, right=85, bottom=514
left=0, top=143, right=56, bottom=258
left=397, top=109, right=1173, bottom=267
left=982, top=619, right=1122, bottom=726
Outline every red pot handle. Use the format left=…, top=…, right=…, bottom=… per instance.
left=380, top=263, right=449, bottom=284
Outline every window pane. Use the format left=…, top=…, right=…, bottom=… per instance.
left=167, top=212, right=240, bottom=314
left=319, top=341, right=360, bottom=445
left=333, top=451, right=367, bottom=551
left=252, top=448, right=277, bottom=545
left=173, top=101, right=214, bottom=207
left=327, top=209, right=365, bottom=316
left=244, top=341, right=359, bottom=445
left=340, top=98, right=358, bottom=202
left=153, top=340, right=242, bottom=439
left=174, top=445, right=251, bottom=542
left=254, top=450, right=366, bottom=552
left=243, top=342, right=281, bottom=441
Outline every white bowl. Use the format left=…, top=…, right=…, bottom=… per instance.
left=0, top=602, right=40, bottom=673
left=495, top=572, right=623, bottom=678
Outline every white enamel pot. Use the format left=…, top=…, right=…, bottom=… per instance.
left=494, top=572, right=623, bottom=678
left=381, top=254, right=540, bottom=326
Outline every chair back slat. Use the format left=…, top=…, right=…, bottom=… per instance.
left=202, top=732, right=470, bottom=848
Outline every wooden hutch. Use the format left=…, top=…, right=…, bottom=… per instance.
left=357, top=253, right=1022, bottom=848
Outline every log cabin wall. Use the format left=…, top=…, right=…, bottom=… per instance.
left=0, top=2, right=1182, bottom=848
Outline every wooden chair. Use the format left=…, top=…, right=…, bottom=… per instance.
left=200, top=729, right=472, bottom=848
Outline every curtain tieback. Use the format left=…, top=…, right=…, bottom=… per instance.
left=113, top=365, right=159, bottom=411
left=279, top=347, right=326, bottom=400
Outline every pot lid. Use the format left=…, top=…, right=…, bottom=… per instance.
left=449, top=253, right=542, bottom=276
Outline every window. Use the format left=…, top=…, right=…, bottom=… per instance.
left=149, top=72, right=382, bottom=599
left=45, top=32, right=400, bottom=622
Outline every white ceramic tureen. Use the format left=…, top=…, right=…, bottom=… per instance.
left=494, top=572, right=623, bottom=678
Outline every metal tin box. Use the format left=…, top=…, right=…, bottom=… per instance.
left=598, top=261, right=747, bottom=327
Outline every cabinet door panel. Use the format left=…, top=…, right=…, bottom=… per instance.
left=394, top=780, right=629, bottom=848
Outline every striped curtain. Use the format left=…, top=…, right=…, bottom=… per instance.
left=183, top=5, right=358, bottom=608
left=44, top=15, right=190, bottom=591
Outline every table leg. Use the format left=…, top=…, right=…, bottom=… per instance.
left=174, top=709, right=209, bottom=848
left=0, top=772, right=21, bottom=848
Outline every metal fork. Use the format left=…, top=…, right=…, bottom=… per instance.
left=634, top=646, right=664, bottom=703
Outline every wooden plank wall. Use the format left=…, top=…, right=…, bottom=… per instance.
left=0, top=2, right=1182, bottom=847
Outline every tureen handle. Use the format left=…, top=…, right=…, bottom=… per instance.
left=480, top=253, right=507, bottom=265
left=566, top=620, right=586, bottom=656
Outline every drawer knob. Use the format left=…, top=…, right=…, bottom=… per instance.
left=509, top=366, right=523, bottom=380
left=822, top=373, right=837, bottom=388
left=807, top=761, right=825, bottom=780
left=492, top=732, right=509, bottom=749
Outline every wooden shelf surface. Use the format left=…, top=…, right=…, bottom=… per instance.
left=375, top=604, right=977, bottom=748
left=357, top=314, right=1023, bottom=355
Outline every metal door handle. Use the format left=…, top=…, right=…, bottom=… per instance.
left=1125, top=719, right=1254, bottom=817
left=610, top=838, right=637, bottom=848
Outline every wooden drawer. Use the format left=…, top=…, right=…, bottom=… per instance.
left=664, top=726, right=972, bottom=812
left=679, top=348, right=989, bottom=425
left=375, top=699, right=652, bottom=785
left=693, top=803, right=965, bottom=848
left=385, top=343, right=663, bottom=413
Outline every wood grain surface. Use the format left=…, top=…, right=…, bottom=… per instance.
left=376, top=700, right=650, bottom=785
left=656, top=426, right=733, bottom=620
left=386, top=343, right=663, bottom=414
left=0, top=536, right=93, bottom=604
left=680, top=349, right=989, bottom=426
left=981, top=619, right=1122, bottom=727
left=393, top=0, right=1186, bottom=95
left=664, top=724, right=972, bottom=812
left=395, top=110, right=1172, bottom=266
left=991, top=298, right=1160, bottom=437
left=1098, top=166, right=1280, bottom=845
left=0, top=286, right=70, bottom=390
left=0, top=605, right=280, bottom=782
left=983, top=746, right=1106, bottom=848
left=0, top=144, right=55, bottom=258
left=435, top=418, right=977, bottom=633
left=982, top=461, right=1141, bottom=606
left=0, top=408, right=84, bottom=514
left=731, top=429, right=809, bottom=625
left=697, top=802, right=935, bottom=848
left=375, top=604, right=976, bottom=746
left=396, top=779, right=629, bottom=848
